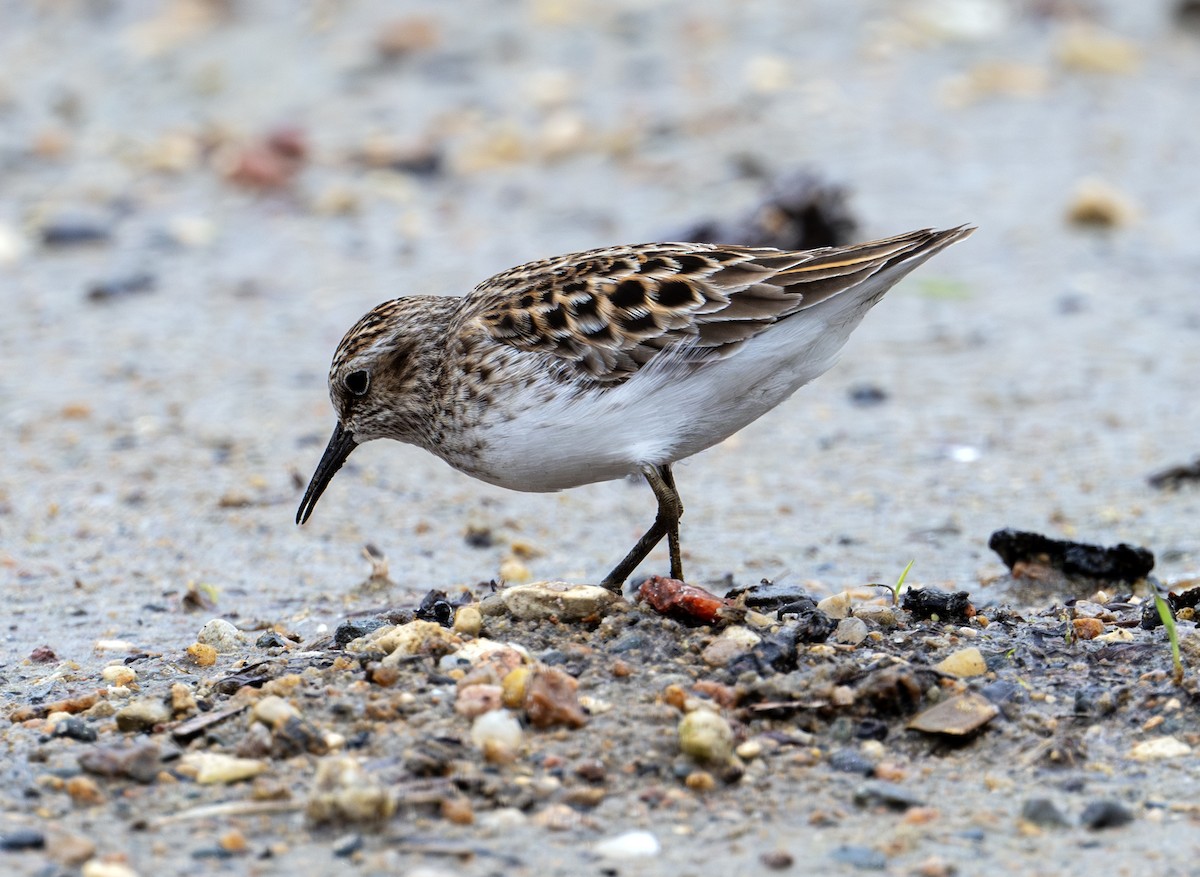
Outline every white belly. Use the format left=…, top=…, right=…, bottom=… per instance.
left=450, top=298, right=860, bottom=493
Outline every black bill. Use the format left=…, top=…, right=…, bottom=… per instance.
left=296, top=423, right=358, bottom=525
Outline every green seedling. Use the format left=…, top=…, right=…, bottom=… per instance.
left=1152, top=586, right=1183, bottom=686
left=891, top=559, right=915, bottom=606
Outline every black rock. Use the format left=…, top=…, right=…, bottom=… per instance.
left=255, top=631, right=290, bottom=649
left=1021, top=797, right=1070, bottom=828
left=51, top=717, right=97, bottom=742
left=853, top=781, right=924, bottom=811
left=40, top=220, right=111, bottom=247
left=1081, top=800, right=1134, bottom=830
left=729, top=623, right=800, bottom=675
left=979, top=679, right=1025, bottom=705
left=988, top=528, right=1154, bottom=583
left=672, top=169, right=859, bottom=251
left=848, top=384, right=888, bottom=407
left=725, top=579, right=815, bottom=612
left=1147, top=456, right=1200, bottom=490
left=87, top=273, right=156, bottom=302
left=332, top=833, right=364, bottom=857
left=0, top=829, right=45, bottom=851
left=334, top=618, right=387, bottom=646
left=828, top=749, right=876, bottom=776
left=610, top=632, right=648, bottom=653
left=902, top=587, right=974, bottom=622
left=854, top=718, right=889, bottom=741
left=415, top=589, right=454, bottom=627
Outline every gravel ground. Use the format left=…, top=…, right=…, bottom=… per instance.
left=2, top=1, right=1200, bottom=875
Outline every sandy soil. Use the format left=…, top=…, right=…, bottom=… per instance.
left=2, top=1, right=1199, bottom=875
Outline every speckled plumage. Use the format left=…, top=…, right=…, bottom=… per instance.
left=298, top=225, right=974, bottom=588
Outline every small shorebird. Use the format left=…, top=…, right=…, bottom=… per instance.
left=297, top=226, right=973, bottom=590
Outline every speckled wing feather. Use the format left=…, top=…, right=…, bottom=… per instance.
left=467, top=227, right=970, bottom=384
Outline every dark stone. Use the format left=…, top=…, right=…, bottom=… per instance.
left=828, top=749, right=875, bottom=776
left=255, top=631, right=289, bottom=649
left=725, top=579, right=816, bottom=612
left=86, top=273, right=156, bottom=302
left=463, top=526, right=494, bottom=549
left=0, top=829, right=46, bottom=851
left=332, top=833, right=364, bottom=857
left=334, top=618, right=387, bottom=646
left=671, top=169, right=858, bottom=251
left=610, top=632, right=648, bottom=653
left=854, top=718, right=889, bottom=741
left=760, top=850, right=794, bottom=870
left=78, top=742, right=162, bottom=784
left=729, top=623, right=800, bottom=675
left=51, top=717, right=97, bottom=742
left=852, top=781, right=924, bottom=811
left=1081, top=800, right=1134, bottom=830
left=848, top=384, right=888, bottom=407
left=415, top=589, right=454, bottom=627
left=1147, top=456, right=1200, bottom=490
left=979, top=680, right=1026, bottom=705
left=988, top=528, right=1154, bottom=583
left=902, top=587, right=975, bottom=622
left=829, top=845, right=888, bottom=871
left=40, top=220, right=111, bottom=247
left=1021, top=798, right=1070, bottom=828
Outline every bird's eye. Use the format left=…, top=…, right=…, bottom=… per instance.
left=344, top=370, right=370, bottom=396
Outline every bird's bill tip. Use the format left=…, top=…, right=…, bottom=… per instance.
left=296, top=424, right=357, bottom=525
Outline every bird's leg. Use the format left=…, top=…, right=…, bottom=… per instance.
left=600, top=464, right=685, bottom=591
left=655, top=464, right=684, bottom=581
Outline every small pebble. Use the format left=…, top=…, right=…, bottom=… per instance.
left=332, top=834, right=363, bottom=857
left=0, top=829, right=46, bottom=851
left=455, top=684, right=503, bottom=718
left=736, top=739, right=763, bottom=760
left=1130, top=736, right=1192, bottom=761
left=829, top=845, right=887, bottom=870
left=1021, top=798, right=1070, bottom=828
left=678, top=709, right=734, bottom=763
left=501, top=581, right=618, bottom=621
left=470, top=710, right=524, bottom=762
left=66, top=776, right=105, bottom=805
left=817, top=592, right=852, bottom=619
left=761, top=849, right=795, bottom=870
left=81, top=862, right=140, bottom=877
left=306, top=757, right=395, bottom=825
left=178, top=753, right=265, bottom=785
left=53, top=717, right=98, bottom=742
left=196, top=618, right=243, bottom=653
left=46, top=832, right=95, bottom=866
left=101, top=665, right=137, bottom=687
left=186, top=643, right=217, bottom=666
left=114, top=698, right=170, bottom=733
left=453, top=605, right=483, bottom=636
left=934, top=646, right=987, bottom=677
left=1081, top=800, right=1134, bottom=830
left=853, top=781, right=924, bottom=811
left=524, top=667, right=588, bottom=728
left=829, top=749, right=876, bottom=776
left=834, top=617, right=868, bottom=646
left=593, top=830, right=661, bottom=859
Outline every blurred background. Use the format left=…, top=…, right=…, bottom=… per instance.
left=2, top=0, right=1198, bottom=646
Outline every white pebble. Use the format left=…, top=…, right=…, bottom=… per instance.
left=594, top=830, right=661, bottom=859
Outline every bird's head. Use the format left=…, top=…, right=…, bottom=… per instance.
left=296, top=297, right=451, bottom=525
